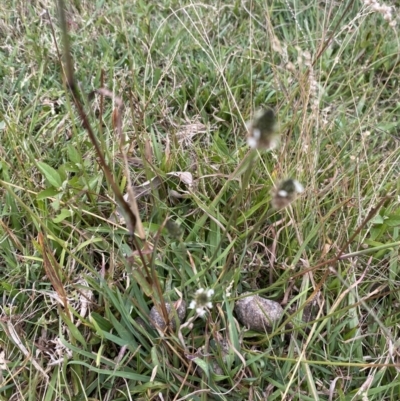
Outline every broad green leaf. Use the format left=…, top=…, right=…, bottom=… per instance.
left=67, top=144, right=81, bottom=164
left=370, top=215, right=384, bottom=225
left=385, top=214, right=400, bottom=227
left=52, top=208, right=73, bottom=223
left=37, top=187, right=60, bottom=200
left=370, top=224, right=387, bottom=241
left=37, top=161, right=62, bottom=189
left=62, top=162, right=81, bottom=173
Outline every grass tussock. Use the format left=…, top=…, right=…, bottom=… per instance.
left=1, top=0, right=400, bottom=400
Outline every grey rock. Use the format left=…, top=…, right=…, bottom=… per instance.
left=149, top=300, right=186, bottom=330
left=234, top=293, right=283, bottom=332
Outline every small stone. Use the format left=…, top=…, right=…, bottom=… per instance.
left=234, top=293, right=283, bottom=332
left=149, top=300, right=186, bottom=330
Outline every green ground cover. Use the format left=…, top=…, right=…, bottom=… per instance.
left=0, top=0, right=400, bottom=399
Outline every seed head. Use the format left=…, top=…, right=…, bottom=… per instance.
left=271, top=179, right=304, bottom=209
left=246, top=108, right=279, bottom=151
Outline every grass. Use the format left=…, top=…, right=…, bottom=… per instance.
left=1, top=0, right=400, bottom=399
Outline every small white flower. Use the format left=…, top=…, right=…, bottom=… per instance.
left=196, top=308, right=207, bottom=317
left=189, top=288, right=214, bottom=317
